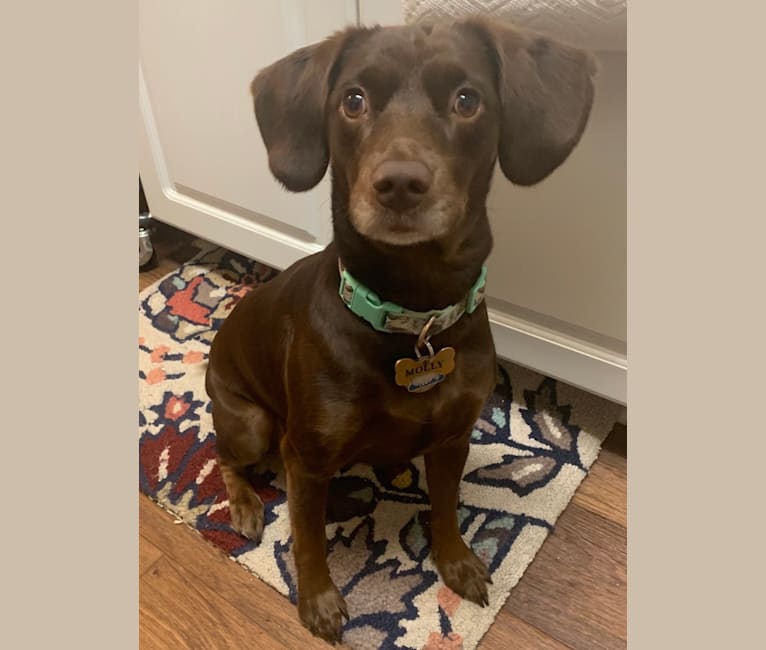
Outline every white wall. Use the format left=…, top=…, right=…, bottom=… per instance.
left=486, top=51, right=627, bottom=348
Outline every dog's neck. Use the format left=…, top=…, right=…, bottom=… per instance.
left=330, top=190, right=492, bottom=312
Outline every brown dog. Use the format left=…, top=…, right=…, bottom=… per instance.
left=205, top=17, right=595, bottom=644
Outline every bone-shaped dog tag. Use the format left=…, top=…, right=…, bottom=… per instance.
left=395, top=347, right=456, bottom=393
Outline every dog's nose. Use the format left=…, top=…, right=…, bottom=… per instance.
left=372, top=160, right=432, bottom=212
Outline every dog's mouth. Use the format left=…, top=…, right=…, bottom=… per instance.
left=348, top=195, right=456, bottom=247
left=369, top=215, right=428, bottom=245
left=381, top=209, right=420, bottom=232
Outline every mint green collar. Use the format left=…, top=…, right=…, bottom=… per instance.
left=338, top=260, right=487, bottom=336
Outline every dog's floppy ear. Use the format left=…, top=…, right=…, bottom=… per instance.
left=251, top=30, right=355, bottom=192
left=465, top=19, right=598, bottom=186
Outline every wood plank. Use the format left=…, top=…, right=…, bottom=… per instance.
left=139, top=253, right=190, bottom=292
left=139, top=495, right=330, bottom=649
left=502, top=503, right=626, bottom=650
left=572, top=421, right=627, bottom=527
left=140, top=555, right=284, bottom=650
left=602, top=423, right=627, bottom=458
left=480, top=610, right=570, bottom=650
left=572, top=459, right=626, bottom=529
left=138, top=263, right=175, bottom=292
left=139, top=534, right=164, bottom=576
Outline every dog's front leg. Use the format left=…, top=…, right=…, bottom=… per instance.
left=281, top=438, right=348, bottom=644
left=425, top=440, right=492, bottom=607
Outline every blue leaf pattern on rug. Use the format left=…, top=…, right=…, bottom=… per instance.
left=462, top=368, right=587, bottom=497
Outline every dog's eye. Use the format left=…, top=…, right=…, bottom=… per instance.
left=342, top=88, right=367, bottom=119
left=454, top=88, right=480, bottom=118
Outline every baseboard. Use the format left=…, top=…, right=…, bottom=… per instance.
left=152, top=185, right=324, bottom=270
left=488, top=308, right=627, bottom=406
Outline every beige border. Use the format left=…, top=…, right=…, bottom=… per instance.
left=629, top=2, right=764, bottom=647
left=3, top=2, right=137, bottom=647
left=6, top=1, right=765, bottom=647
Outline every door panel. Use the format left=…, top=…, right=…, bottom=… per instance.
left=139, top=0, right=356, bottom=245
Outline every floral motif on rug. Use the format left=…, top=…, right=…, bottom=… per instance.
left=138, top=244, right=622, bottom=650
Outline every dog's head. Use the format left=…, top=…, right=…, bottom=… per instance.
left=251, top=18, right=597, bottom=247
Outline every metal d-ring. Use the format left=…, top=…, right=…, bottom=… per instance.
left=414, top=315, right=436, bottom=359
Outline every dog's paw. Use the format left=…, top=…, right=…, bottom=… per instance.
left=298, top=582, right=349, bottom=645
left=228, top=491, right=264, bottom=542
left=433, top=543, right=492, bottom=607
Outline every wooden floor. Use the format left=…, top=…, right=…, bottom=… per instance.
left=139, top=221, right=627, bottom=649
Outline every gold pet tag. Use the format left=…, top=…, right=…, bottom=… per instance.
left=395, top=346, right=456, bottom=393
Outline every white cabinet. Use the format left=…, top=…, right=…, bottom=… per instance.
left=140, top=0, right=626, bottom=405
left=139, top=0, right=357, bottom=267
left=484, top=50, right=626, bottom=405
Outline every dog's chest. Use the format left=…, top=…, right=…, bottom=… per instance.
left=343, top=362, right=492, bottom=465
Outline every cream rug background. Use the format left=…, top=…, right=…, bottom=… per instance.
left=138, top=244, right=622, bottom=649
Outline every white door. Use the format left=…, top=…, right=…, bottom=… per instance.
left=139, top=0, right=357, bottom=269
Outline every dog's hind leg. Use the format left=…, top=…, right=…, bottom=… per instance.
left=210, top=389, right=276, bottom=542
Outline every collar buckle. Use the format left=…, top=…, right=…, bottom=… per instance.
left=339, top=263, right=403, bottom=331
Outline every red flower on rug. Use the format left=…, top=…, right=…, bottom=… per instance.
left=437, top=586, right=462, bottom=617
left=166, top=275, right=213, bottom=326
left=424, top=631, right=464, bottom=649
left=163, top=394, right=192, bottom=421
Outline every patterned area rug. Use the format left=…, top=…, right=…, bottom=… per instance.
left=138, top=244, right=622, bottom=650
